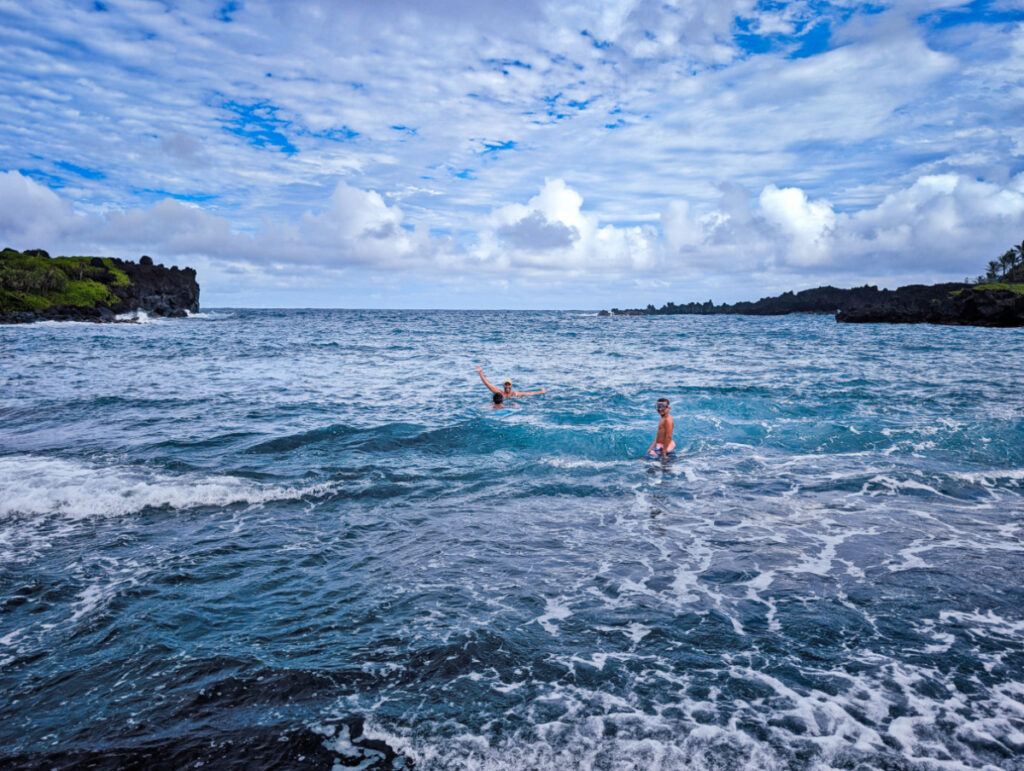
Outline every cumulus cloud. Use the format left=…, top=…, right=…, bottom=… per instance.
left=497, top=211, right=579, bottom=250
left=662, top=199, right=711, bottom=252
left=661, top=171, right=1024, bottom=284
left=100, top=199, right=249, bottom=257
left=6, top=166, right=1024, bottom=290
left=480, top=178, right=657, bottom=274
left=840, top=173, right=1024, bottom=272
left=0, top=171, right=663, bottom=283
left=0, top=171, right=76, bottom=249
left=0, top=171, right=424, bottom=270
left=758, top=185, right=836, bottom=267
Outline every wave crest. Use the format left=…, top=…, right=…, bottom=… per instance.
left=0, top=455, right=333, bottom=519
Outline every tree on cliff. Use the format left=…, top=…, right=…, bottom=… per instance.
left=999, top=250, right=1016, bottom=276
left=979, top=239, right=1024, bottom=283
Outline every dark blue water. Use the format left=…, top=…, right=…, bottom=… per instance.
left=1, top=309, right=1023, bottom=769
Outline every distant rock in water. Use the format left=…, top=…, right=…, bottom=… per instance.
left=606, top=285, right=886, bottom=317
left=0, top=248, right=199, bottom=324
left=603, top=281, right=1024, bottom=327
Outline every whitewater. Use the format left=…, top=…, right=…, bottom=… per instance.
left=1, top=309, right=1022, bottom=769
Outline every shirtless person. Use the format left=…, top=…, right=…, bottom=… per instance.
left=646, top=398, right=676, bottom=459
left=476, top=366, right=546, bottom=399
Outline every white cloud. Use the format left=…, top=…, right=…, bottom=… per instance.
left=661, top=200, right=703, bottom=252
left=497, top=211, right=580, bottom=250
left=0, top=170, right=75, bottom=249
left=480, top=178, right=657, bottom=273
left=5, top=164, right=1024, bottom=299
left=839, top=173, right=1024, bottom=273
left=758, top=185, right=836, bottom=267
left=159, top=133, right=208, bottom=166
left=659, top=171, right=1024, bottom=285
left=1, top=2, right=1022, bottom=306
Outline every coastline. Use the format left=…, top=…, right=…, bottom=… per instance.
left=0, top=248, right=199, bottom=324
left=601, top=281, right=1024, bottom=327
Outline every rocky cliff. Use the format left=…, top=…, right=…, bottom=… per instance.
left=835, top=283, right=1024, bottom=326
left=0, top=248, right=199, bottom=323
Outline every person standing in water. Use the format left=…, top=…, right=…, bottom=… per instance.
left=646, top=398, right=676, bottom=459
left=476, top=366, right=546, bottom=399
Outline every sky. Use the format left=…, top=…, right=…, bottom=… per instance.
left=1, top=0, right=1023, bottom=309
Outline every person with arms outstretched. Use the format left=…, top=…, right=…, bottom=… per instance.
left=476, top=365, right=546, bottom=399
left=646, top=398, right=675, bottom=459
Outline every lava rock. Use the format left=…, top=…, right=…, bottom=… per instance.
left=1, top=249, right=200, bottom=324
left=835, top=284, right=1024, bottom=327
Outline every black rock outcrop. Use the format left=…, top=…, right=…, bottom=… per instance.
left=605, top=282, right=1024, bottom=327
left=835, top=284, right=1024, bottom=326
left=607, top=285, right=886, bottom=317
left=114, top=258, right=200, bottom=319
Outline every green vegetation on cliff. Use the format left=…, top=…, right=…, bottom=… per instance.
left=0, top=248, right=129, bottom=313
left=980, top=239, right=1024, bottom=283
left=971, top=282, right=1024, bottom=295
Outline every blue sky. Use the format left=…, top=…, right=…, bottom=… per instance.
left=1, top=0, right=1022, bottom=309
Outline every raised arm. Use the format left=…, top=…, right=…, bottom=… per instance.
left=476, top=365, right=500, bottom=394
left=513, top=387, right=546, bottom=397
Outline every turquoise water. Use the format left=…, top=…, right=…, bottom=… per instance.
left=1, top=310, right=1022, bottom=769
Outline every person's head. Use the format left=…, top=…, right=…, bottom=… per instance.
left=493, top=392, right=504, bottom=405
left=503, top=379, right=513, bottom=394
left=656, top=398, right=670, bottom=415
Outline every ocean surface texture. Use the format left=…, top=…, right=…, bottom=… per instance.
left=1, top=309, right=1022, bottom=770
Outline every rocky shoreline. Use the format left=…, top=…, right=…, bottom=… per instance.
left=835, top=283, right=1024, bottom=326
left=601, top=282, right=1024, bottom=327
left=0, top=248, right=199, bottom=324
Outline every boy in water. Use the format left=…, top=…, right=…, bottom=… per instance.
left=646, top=398, right=676, bottom=459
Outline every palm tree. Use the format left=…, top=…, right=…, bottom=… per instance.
left=999, top=250, right=1016, bottom=278
left=986, top=259, right=1001, bottom=281
left=1010, top=240, right=1024, bottom=281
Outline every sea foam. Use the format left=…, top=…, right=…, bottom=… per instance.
left=0, top=454, right=334, bottom=519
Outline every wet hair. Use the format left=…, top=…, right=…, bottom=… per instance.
left=657, top=398, right=669, bottom=406
left=493, top=392, right=504, bottom=405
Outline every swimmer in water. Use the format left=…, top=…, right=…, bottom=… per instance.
left=646, top=398, right=676, bottom=459
left=492, top=392, right=505, bottom=409
left=476, top=366, right=546, bottom=400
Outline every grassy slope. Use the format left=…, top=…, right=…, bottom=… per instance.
left=0, top=249, right=131, bottom=313
left=971, top=282, right=1024, bottom=295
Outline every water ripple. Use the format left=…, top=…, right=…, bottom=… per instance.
left=1, top=310, right=1022, bottom=769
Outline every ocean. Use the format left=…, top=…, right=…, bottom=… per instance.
left=1, top=309, right=1022, bottom=770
